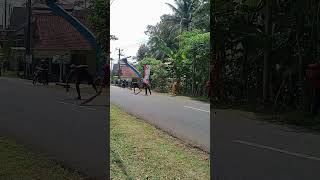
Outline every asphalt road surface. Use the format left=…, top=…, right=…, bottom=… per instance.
left=0, top=77, right=108, bottom=179
left=110, top=86, right=210, bottom=152
left=212, top=109, right=320, bottom=180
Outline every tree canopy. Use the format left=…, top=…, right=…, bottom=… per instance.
left=136, top=0, right=210, bottom=97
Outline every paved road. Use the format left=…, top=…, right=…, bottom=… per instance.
left=212, top=109, right=320, bottom=180
left=110, top=86, right=210, bottom=152
left=0, top=77, right=108, bottom=179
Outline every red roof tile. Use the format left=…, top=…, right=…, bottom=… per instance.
left=120, top=65, right=139, bottom=78
left=33, top=12, right=92, bottom=51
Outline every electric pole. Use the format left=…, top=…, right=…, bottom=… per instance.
left=4, top=0, right=7, bottom=29
left=116, top=48, right=124, bottom=80
left=9, top=3, right=11, bottom=23
left=25, top=0, right=32, bottom=78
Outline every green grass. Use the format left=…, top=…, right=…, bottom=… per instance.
left=110, top=105, right=210, bottom=180
left=0, top=137, right=86, bottom=180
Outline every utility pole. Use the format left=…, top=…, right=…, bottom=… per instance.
left=4, top=0, right=7, bottom=29
left=25, top=0, right=32, bottom=78
left=9, top=3, right=11, bottom=25
left=116, top=48, right=124, bottom=80
left=1, top=14, right=3, bottom=30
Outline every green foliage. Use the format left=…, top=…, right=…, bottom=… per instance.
left=137, top=58, right=170, bottom=92
left=177, top=30, right=210, bottom=95
left=136, top=44, right=149, bottom=62
left=88, top=0, right=108, bottom=51
left=135, top=0, right=210, bottom=97
left=212, top=0, right=320, bottom=115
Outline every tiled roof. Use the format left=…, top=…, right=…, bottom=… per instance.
left=33, top=11, right=92, bottom=50
left=120, top=65, right=139, bottom=78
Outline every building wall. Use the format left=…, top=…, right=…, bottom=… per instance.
left=33, top=49, right=97, bottom=81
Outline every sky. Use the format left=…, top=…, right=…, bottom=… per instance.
left=110, top=0, right=174, bottom=67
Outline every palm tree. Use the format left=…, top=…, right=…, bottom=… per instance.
left=164, top=0, right=199, bottom=32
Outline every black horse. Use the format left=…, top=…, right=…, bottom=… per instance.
left=131, top=81, right=141, bottom=94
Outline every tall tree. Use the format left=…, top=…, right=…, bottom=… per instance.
left=88, top=0, right=108, bottom=54
left=164, top=0, right=199, bottom=32
left=136, top=44, right=149, bottom=61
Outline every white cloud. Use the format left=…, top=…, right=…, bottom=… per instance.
left=110, top=0, right=174, bottom=65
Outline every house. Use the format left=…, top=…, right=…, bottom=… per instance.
left=120, top=64, right=139, bottom=82
left=8, top=2, right=97, bottom=81
left=112, top=62, right=140, bottom=81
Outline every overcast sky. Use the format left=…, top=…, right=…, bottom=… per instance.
left=110, top=0, right=174, bottom=66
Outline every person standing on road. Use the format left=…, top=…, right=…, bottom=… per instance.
left=143, top=78, right=152, bottom=96
left=205, top=80, right=211, bottom=98
left=172, top=79, right=181, bottom=96
left=41, top=60, right=49, bottom=85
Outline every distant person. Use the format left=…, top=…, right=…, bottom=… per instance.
left=66, top=64, right=98, bottom=100
left=3, top=60, right=7, bottom=73
left=205, top=80, right=211, bottom=98
left=171, top=79, right=181, bottom=96
left=33, top=60, right=48, bottom=85
left=143, top=79, right=152, bottom=96
left=40, top=60, right=49, bottom=85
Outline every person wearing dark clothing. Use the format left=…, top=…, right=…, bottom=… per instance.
left=41, top=62, right=49, bottom=85
left=2, top=60, right=7, bottom=73
left=143, top=81, right=151, bottom=96
left=66, top=64, right=97, bottom=100
left=33, top=60, right=48, bottom=85
left=205, top=80, right=211, bottom=98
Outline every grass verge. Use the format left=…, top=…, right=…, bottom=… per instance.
left=110, top=105, right=210, bottom=179
left=0, top=137, right=86, bottom=180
